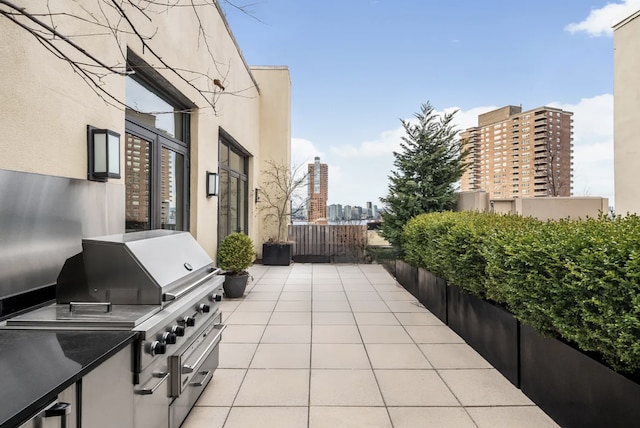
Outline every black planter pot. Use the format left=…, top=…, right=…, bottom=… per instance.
left=520, top=325, right=640, bottom=428
left=395, top=260, right=418, bottom=298
left=262, top=243, right=292, bottom=266
left=223, top=273, right=249, bottom=298
left=417, top=268, right=447, bottom=323
left=447, top=284, right=520, bottom=387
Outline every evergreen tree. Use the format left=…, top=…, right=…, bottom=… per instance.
left=379, top=102, right=470, bottom=250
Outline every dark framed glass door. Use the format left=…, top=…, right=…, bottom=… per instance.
left=125, top=119, right=189, bottom=232
left=218, top=131, right=249, bottom=241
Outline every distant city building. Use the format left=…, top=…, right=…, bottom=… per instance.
left=366, top=202, right=373, bottom=219
left=343, top=205, right=352, bottom=220
left=352, top=206, right=363, bottom=220
left=460, top=105, right=574, bottom=199
left=328, top=204, right=343, bottom=222
left=308, top=156, right=328, bottom=222
left=372, top=205, right=379, bottom=219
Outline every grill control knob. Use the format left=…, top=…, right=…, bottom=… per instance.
left=148, top=341, right=166, bottom=356
left=197, top=304, right=211, bottom=313
left=209, top=293, right=222, bottom=302
left=170, top=325, right=185, bottom=337
left=160, top=332, right=177, bottom=344
left=179, top=316, right=196, bottom=327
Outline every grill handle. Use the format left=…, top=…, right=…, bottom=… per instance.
left=69, top=301, right=112, bottom=313
left=162, top=268, right=221, bottom=302
left=134, top=372, right=169, bottom=395
left=182, top=324, right=226, bottom=374
left=189, top=370, right=213, bottom=387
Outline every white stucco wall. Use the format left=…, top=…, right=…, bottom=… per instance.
left=614, top=10, right=640, bottom=215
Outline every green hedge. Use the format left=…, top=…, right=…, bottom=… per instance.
left=402, top=211, right=640, bottom=373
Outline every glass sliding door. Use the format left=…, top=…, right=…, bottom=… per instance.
left=218, top=131, right=249, bottom=242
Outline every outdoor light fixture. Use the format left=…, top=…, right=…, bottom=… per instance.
left=87, top=125, right=121, bottom=181
left=206, top=171, right=218, bottom=197
left=255, top=188, right=260, bottom=203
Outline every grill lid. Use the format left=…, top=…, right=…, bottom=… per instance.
left=57, top=230, right=214, bottom=305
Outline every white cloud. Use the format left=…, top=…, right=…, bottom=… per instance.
left=565, top=0, right=640, bottom=36
left=548, top=94, right=614, bottom=204
left=291, top=137, right=323, bottom=167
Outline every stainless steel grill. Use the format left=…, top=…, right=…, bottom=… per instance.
left=6, top=230, right=225, bottom=428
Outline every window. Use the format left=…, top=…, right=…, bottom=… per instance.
left=218, top=130, right=250, bottom=241
left=124, top=70, right=192, bottom=232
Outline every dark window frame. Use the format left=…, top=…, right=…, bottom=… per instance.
left=218, top=128, right=250, bottom=240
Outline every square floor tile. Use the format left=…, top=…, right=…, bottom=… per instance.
left=261, top=325, right=311, bottom=343
left=350, top=300, right=391, bottom=313
left=220, top=300, right=241, bottom=312
left=218, top=343, right=258, bottom=368
left=196, top=369, right=246, bottom=406
left=312, top=300, right=352, bottom=312
left=365, top=344, right=432, bottom=369
left=249, top=284, right=284, bottom=293
left=359, top=325, right=413, bottom=343
left=385, top=301, right=426, bottom=312
left=225, top=311, right=272, bottom=325
left=250, top=343, right=310, bottom=368
left=466, top=406, right=560, bottom=428
left=312, top=325, right=362, bottom=343
left=181, top=406, right=228, bottom=428
left=309, top=406, right=392, bottom=428
left=394, top=312, right=444, bottom=326
left=269, top=311, right=312, bottom=325
left=312, top=291, right=348, bottom=301
left=439, top=369, right=534, bottom=406
left=312, top=312, right=356, bottom=325
left=404, top=326, right=464, bottom=343
left=236, top=300, right=277, bottom=312
left=419, top=344, right=492, bottom=369
left=310, top=369, right=384, bottom=406
left=374, top=370, right=459, bottom=406
left=224, top=407, right=308, bottom=428
left=274, top=300, right=312, bottom=312
left=346, top=291, right=382, bottom=301
left=311, top=283, right=344, bottom=291
left=372, top=284, right=404, bottom=292
left=312, top=343, right=370, bottom=368
left=244, top=291, right=281, bottom=301
left=388, top=407, right=476, bottom=428
left=354, top=312, right=400, bottom=326
left=377, top=291, right=417, bottom=301
left=280, top=291, right=312, bottom=301
left=222, top=325, right=265, bottom=343
left=283, top=284, right=312, bottom=292
left=342, top=284, right=376, bottom=292
left=234, top=369, right=309, bottom=406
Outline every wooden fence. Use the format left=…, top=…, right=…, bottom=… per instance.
left=287, top=224, right=369, bottom=263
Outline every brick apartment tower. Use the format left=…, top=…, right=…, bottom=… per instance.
left=308, top=156, right=328, bottom=222
left=460, top=105, right=573, bottom=199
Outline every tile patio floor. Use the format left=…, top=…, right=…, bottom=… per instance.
left=182, top=263, right=559, bottom=428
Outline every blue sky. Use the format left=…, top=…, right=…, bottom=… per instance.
left=223, top=0, right=640, bottom=208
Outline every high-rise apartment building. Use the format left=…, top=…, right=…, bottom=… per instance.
left=461, top=105, right=573, bottom=199
left=308, top=156, right=328, bottom=222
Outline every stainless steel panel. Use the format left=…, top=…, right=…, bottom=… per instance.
left=69, top=230, right=214, bottom=304
left=6, top=304, right=160, bottom=329
left=0, top=169, right=124, bottom=301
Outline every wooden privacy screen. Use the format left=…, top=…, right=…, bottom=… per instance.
left=287, top=225, right=368, bottom=263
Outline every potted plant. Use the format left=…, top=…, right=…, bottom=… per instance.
left=217, top=232, right=255, bottom=298
left=258, top=160, right=308, bottom=265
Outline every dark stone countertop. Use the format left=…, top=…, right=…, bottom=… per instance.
left=0, top=329, right=137, bottom=428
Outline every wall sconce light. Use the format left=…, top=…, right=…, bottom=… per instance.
left=255, top=188, right=260, bottom=203
left=206, top=171, right=218, bottom=197
left=87, top=125, right=121, bottom=182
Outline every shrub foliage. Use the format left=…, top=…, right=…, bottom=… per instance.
left=217, top=232, right=255, bottom=275
left=402, top=211, right=640, bottom=373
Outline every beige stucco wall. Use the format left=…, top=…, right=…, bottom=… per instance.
left=515, top=197, right=609, bottom=221
left=614, top=11, right=640, bottom=215
left=0, top=1, right=289, bottom=259
left=456, top=191, right=490, bottom=212
left=251, top=67, right=292, bottom=251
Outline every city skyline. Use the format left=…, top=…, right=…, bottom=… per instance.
left=223, top=1, right=638, bottom=208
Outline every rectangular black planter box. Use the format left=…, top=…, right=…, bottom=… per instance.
left=262, top=243, right=292, bottom=266
left=417, top=268, right=447, bottom=323
left=447, top=284, right=520, bottom=386
left=395, top=260, right=418, bottom=299
left=520, top=325, right=640, bottom=428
